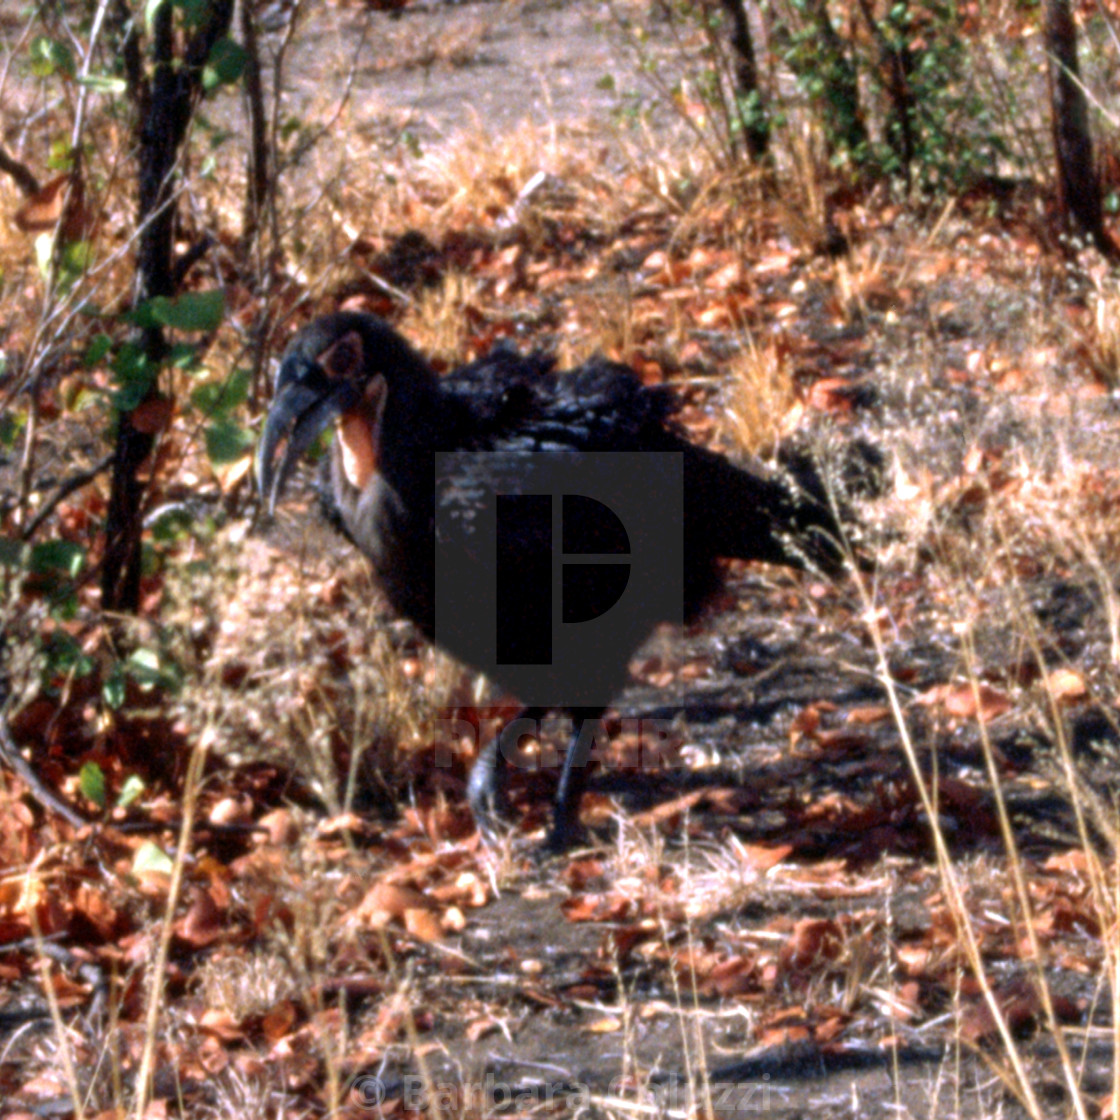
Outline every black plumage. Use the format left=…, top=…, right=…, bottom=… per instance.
left=256, top=311, right=851, bottom=851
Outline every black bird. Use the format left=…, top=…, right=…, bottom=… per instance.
left=256, top=312, right=850, bottom=851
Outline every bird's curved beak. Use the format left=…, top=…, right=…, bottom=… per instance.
left=255, top=354, right=353, bottom=516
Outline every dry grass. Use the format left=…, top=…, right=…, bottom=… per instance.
left=719, top=333, right=800, bottom=455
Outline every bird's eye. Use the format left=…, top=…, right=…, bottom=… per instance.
left=322, top=334, right=361, bottom=379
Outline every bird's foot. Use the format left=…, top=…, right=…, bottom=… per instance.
left=466, top=761, right=513, bottom=845
left=539, top=814, right=587, bottom=858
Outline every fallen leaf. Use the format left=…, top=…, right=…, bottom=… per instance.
left=846, top=705, right=891, bottom=725
left=780, top=918, right=844, bottom=971
left=404, top=907, right=443, bottom=943
left=729, top=838, right=793, bottom=873
left=1046, top=668, right=1087, bottom=704
left=261, top=1000, right=297, bottom=1043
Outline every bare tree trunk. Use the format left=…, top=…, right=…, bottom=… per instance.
left=101, top=1, right=235, bottom=613
left=1044, top=0, right=1118, bottom=259
left=241, top=0, right=270, bottom=241
left=718, top=0, right=769, bottom=162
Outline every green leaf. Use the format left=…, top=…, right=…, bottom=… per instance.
left=123, top=647, right=182, bottom=693
left=176, top=0, right=211, bottom=28
left=79, top=762, right=107, bottom=809
left=60, top=238, right=91, bottom=273
left=67, top=386, right=102, bottom=412
left=77, top=74, right=127, bottom=94
left=125, top=647, right=162, bottom=684
left=30, top=540, right=85, bottom=578
left=84, top=333, right=113, bottom=367
left=0, top=411, right=25, bottom=449
left=102, top=666, right=125, bottom=709
left=46, top=633, right=94, bottom=680
left=191, top=367, right=250, bottom=418
left=117, top=774, right=145, bottom=810
left=149, top=505, right=193, bottom=541
left=144, top=0, right=206, bottom=33
left=169, top=343, right=203, bottom=371
left=203, top=38, right=247, bottom=91
left=111, top=342, right=155, bottom=410
left=0, top=538, right=27, bottom=568
left=146, top=289, right=225, bottom=332
left=205, top=417, right=254, bottom=464
left=47, top=138, right=74, bottom=172
left=132, top=841, right=174, bottom=875
left=29, top=36, right=75, bottom=78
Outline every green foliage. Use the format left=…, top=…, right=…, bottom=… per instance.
left=620, top=0, right=762, bottom=165
left=46, top=138, right=74, bottom=172
left=102, top=646, right=184, bottom=709
left=204, top=416, right=255, bottom=464
left=42, top=631, right=94, bottom=682
left=110, top=341, right=156, bottom=410
left=31, top=540, right=86, bottom=580
left=0, top=410, right=25, bottom=450
left=204, top=38, right=247, bottom=91
left=3, top=0, right=255, bottom=803
left=145, top=0, right=211, bottom=35
left=130, top=289, right=226, bottom=333
left=0, top=537, right=25, bottom=569
left=78, top=763, right=144, bottom=811
left=778, top=0, right=1011, bottom=190
left=79, top=761, right=107, bottom=809
left=78, top=74, right=128, bottom=94
left=36, top=238, right=92, bottom=291
left=0, top=540, right=85, bottom=637
left=29, top=36, right=75, bottom=79
left=186, top=362, right=254, bottom=467
left=191, top=366, right=250, bottom=417
left=620, top=0, right=1018, bottom=189
left=878, top=1, right=1008, bottom=190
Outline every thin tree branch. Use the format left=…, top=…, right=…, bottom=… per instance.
left=0, top=711, right=89, bottom=829
left=20, top=453, right=114, bottom=542
left=0, top=145, right=41, bottom=196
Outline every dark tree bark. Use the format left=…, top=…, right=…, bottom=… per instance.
left=240, top=0, right=269, bottom=241
left=1043, top=0, right=1119, bottom=259
left=101, top=1, right=235, bottom=613
left=718, top=0, right=770, bottom=161
left=0, top=146, right=41, bottom=197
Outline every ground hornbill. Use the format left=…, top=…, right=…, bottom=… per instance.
left=256, top=311, right=855, bottom=852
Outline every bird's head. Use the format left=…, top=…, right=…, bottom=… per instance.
left=256, top=312, right=433, bottom=514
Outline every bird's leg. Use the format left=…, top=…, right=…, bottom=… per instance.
left=467, top=705, right=549, bottom=842
left=546, top=706, right=606, bottom=853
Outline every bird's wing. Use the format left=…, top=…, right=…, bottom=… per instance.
left=441, top=353, right=676, bottom=453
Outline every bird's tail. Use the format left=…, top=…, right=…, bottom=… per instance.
left=685, top=439, right=876, bottom=576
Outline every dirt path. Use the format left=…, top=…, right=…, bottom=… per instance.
left=278, top=0, right=679, bottom=150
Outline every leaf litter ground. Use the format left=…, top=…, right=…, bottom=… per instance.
left=4, top=1, right=1120, bottom=1117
